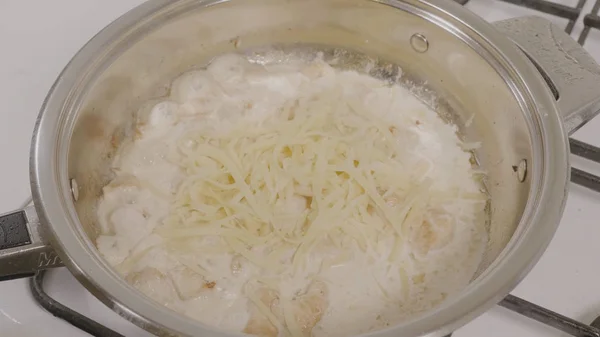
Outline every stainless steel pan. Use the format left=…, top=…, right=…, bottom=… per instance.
left=1, top=0, right=600, bottom=336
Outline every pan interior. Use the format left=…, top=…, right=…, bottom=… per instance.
left=63, top=0, right=535, bottom=333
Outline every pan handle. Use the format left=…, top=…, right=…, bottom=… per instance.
left=493, top=16, right=600, bottom=135
left=0, top=204, right=63, bottom=281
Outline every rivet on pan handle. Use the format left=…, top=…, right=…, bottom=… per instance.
left=493, top=16, right=600, bottom=135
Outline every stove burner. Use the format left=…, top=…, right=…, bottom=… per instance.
left=30, top=271, right=125, bottom=337
left=27, top=1, right=600, bottom=336
left=457, top=0, right=585, bottom=33
left=581, top=0, right=600, bottom=43
left=500, top=294, right=600, bottom=337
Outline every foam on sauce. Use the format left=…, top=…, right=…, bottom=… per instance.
left=96, top=53, right=488, bottom=337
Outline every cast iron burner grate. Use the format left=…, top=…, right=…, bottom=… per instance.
left=456, top=0, right=600, bottom=43
left=28, top=2, right=600, bottom=336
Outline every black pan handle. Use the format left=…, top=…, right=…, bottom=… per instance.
left=0, top=204, right=63, bottom=281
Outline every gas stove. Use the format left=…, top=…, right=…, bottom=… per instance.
left=2, top=0, right=600, bottom=336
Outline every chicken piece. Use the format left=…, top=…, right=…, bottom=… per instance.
left=206, top=53, right=249, bottom=85
left=292, top=281, right=329, bottom=335
left=243, top=288, right=280, bottom=337
left=125, top=267, right=178, bottom=305
left=410, top=213, right=455, bottom=254
left=169, top=267, right=213, bottom=301
left=243, top=281, right=329, bottom=337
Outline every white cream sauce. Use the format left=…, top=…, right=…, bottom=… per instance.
left=95, top=53, right=488, bottom=337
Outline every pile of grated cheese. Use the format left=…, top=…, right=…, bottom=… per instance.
left=95, top=53, right=489, bottom=337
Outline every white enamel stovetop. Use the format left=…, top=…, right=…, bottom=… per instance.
left=2, top=1, right=600, bottom=336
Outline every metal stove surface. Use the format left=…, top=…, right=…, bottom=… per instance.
left=2, top=0, right=600, bottom=336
